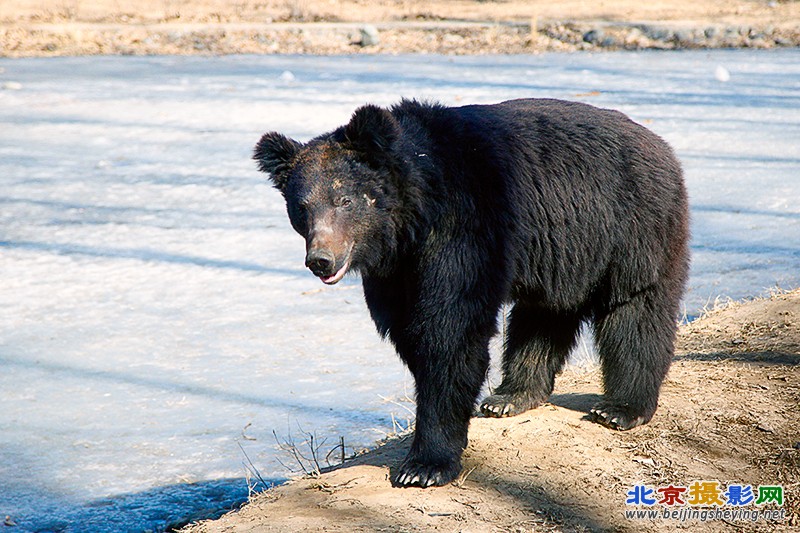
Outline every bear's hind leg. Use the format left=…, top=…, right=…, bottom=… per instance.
left=481, top=305, right=582, bottom=418
left=590, top=286, right=677, bottom=430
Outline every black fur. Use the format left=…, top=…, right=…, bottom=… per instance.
left=255, top=98, right=690, bottom=488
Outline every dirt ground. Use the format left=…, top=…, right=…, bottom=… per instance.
left=2, top=0, right=799, bottom=56
left=181, top=289, right=799, bottom=532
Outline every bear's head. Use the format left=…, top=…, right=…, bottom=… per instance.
left=254, top=104, right=402, bottom=284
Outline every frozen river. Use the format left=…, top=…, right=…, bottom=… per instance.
left=1, top=50, right=798, bottom=531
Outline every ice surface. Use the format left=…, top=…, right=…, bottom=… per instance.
left=0, top=50, right=798, bottom=531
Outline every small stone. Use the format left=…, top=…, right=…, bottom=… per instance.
left=622, top=28, right=647, bottom=49
left=442, top=33, right=465, bottom=44
left=633, top=456, right=656, bottom=467
left=582, top=29, right=604, bottom=44
left=600, top=36, right=617, bottom=48
left=2, top=81, right=22, bottom=90
left=674, top=30, right=687, bottom=41
left=646, top=27, right=672, bottom=41
left=359, top=25, right=380, bottom=47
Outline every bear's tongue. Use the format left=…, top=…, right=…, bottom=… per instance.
left=320, top=260, right=349, bottom=285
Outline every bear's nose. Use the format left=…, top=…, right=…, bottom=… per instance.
left=305, top=249, right=335, bottom=277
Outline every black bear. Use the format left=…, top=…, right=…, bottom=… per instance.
left=254, top=98, right=689, bottom=488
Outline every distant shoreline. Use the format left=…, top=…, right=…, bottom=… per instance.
left=2, top=19, right=798, bottom=58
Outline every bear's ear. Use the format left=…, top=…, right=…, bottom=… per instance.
left=253, top=132, right=302, bottom=189
left=342, top=104, right=399, bottom=160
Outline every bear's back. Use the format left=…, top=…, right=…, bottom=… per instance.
left=391, top=98, right=687, bottom=311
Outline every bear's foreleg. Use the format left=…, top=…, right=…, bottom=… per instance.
left=393, top=329, right=492, bottom=488
left=382, top=255, right=501, bottom=488
left=393, top=334, right=491, bottom=487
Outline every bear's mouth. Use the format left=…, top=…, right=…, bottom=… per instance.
left=319, top=245, right=353, bottom=285
left=320, top=257, right=350, bottom=285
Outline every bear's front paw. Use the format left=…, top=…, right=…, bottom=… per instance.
left=392, top=455, right=461, bottom=488
left=479, top=394, right=538, bottom=418
left=589, top=401, right=651, bottom=431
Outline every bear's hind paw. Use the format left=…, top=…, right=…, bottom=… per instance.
left=588, top=402, right=651, bottom=431
left=479, top=394, right=540, bottom=418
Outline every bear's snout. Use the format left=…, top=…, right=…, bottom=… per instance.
left=304, top=241, right=353, bottom=285
left=305, top=248, right=336, bottom=277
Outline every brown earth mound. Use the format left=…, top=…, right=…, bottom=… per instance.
left=183, top=289, right=799, bottom=532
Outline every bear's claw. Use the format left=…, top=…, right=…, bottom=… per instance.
left=588, top=403, right=649, bottom=431
left=479, top=394, right=538, bottom=418
left=393, top=457, right=460, bottom=488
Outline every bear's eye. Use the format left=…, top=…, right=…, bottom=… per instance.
left=338, top=196, right=353, bottom=208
